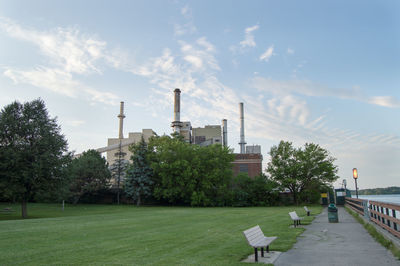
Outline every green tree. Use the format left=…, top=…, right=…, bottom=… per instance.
left=266, top=140, right=338, bottom=204
left=0, top=99, right=70, bottom=218
left=68, top=149, right=111, bottom=204
left=109, top=141, right=128, bottom=204
left=148, top=135, right=234, bottom=206
left=189, top=144, right=234, bottom=206
left=125, top=137, right=153, bottom=206
left=230, top=173, right=279, bottom=207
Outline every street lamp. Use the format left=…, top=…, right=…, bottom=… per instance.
left=353, top=168, right=358, bottom=199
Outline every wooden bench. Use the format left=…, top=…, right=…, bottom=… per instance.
left=0, top=207, right=15, bottom=213
left=304, top=206, right=310, bottom=216
left=243, top=225, right=277, bottom=262
left=289, top=211, right=303, bottom=227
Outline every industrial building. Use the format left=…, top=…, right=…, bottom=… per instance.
left=170, top=89, right=263, bottom=178
left=192, top=125, right=222, bottom=146
left=76, top=101, right=156, bottom=167
left=232, top=153, right=263, bottom=177
left=232, top=102, right=263, bottom=178
left=106, top=129, right=156, bottom=164
left=77, top=88, right=263, bottom=181
left=171, top=88, right=227, bottom=147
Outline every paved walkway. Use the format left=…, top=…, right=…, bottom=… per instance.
left=274, top=207, right=400, bottom=266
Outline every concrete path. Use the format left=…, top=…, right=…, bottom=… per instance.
left=274, top=207, right=400, bottom=266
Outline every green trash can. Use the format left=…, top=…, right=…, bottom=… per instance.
left=328, top=203, right=338, bottom=223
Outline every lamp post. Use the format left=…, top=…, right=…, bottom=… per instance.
left=353, top=168, right=358, bottom=199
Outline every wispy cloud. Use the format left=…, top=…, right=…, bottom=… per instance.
left=0, top=17, right=120, bottom=105
left=4, top=67, right=79, bottom=97
left=251, top=77, right=400, bottom=108
left=66, top=120, right=85, bottom=127
left=240, top=24, right=259, bottom=48
left=259, top=45, right=274, bottom=62
left=0, top=17, right=105, bottom=74
left=287, top=48, right=295, bottom=54
left=174, top=5, right=197, bottom=36
left=368, top=96, right=400, bottom=108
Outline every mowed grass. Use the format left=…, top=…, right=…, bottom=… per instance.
left=0, top=203, right=322, bottom=265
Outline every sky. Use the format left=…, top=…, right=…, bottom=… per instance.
left=0, top=0, right=399, bottom=190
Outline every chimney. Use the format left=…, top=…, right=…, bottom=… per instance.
left=118, top=101, right=125, bottom=139
left=222, top=119, right=228, bottom=147
left=171, top=88, right=182, bottom=133
left=238, top=102, right=246, bottom=153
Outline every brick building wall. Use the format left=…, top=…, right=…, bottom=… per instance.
left=232, top=153, right=263, bottom=178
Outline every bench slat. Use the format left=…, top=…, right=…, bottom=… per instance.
left=243, top=225, right=277, bottom=262
left=243, top=225, right=277, bottom=247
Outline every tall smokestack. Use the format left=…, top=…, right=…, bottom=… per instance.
left=171, top=88, right=182, bottom=133
left=239, top=102, right=246, bottom=153
left=222, top=119, right=228, bottom=147
left=118, top=101, right=125, bottom=139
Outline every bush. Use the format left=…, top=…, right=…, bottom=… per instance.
left=230, top=173, right=279, bottom=207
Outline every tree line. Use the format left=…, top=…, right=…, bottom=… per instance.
left=354, top=186, right=400, bottom=195
left=0, top=99, right=339, bottom=218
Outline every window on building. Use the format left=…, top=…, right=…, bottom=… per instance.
left=239, top=164, right=248, bottom=173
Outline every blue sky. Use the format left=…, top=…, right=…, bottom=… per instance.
left=1, top=0, right=399, bottom=189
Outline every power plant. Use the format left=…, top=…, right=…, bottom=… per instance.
left=78, top=88, right=263, bottom=178
left=169, top=88, right=262, bottom=178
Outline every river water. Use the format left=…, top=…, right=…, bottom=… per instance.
left=351, top=194, right=400, bottom=205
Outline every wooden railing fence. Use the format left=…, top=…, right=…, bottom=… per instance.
left=369, top=201, right=400, bottom=238
left=345, top=197, right=400, bottom=239
left=345, top=197, right=365, bottom=215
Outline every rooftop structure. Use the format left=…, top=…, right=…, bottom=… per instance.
left=192, top=125, right=222, bottom=145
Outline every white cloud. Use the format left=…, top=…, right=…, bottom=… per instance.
left=0, top=18, right=106, bottom=74
left=197, top=37, right=215, bottom=52
left=0, top=17, right=123, bottom=105
left=287, top=48, right=295, bottom=54
left=174, top=5, right=196, bottom=36
left=66, top=120, right=85, bottom=127
left=3, top=67, right=119, bottom=105
left=240, top=24, right=259, bottom=48
left=184, top=55, right=203, bottom=69
left=181, top=5, right=192, bottom=19
left=252, top=77, right=362, bottom=99
left=259, top=45, right=274, bottom=62
left=174, top=23, right=197, bottom=36
left=4, top=67, right=79, bottom=97
left=252, top=77, right=400, bottom=108
left=368, top=96, right=400, bottom=108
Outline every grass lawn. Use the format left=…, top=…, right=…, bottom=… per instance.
left=0, top=203, right=322, bottom=265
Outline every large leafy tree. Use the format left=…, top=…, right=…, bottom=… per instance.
left=190, top=143, right=234, bottom=206
left=266, top=140, right=338, bottom=204
left=148, top=135, right=234, bottom=206
left=125, top=137, right=153, bottom=206
left=0, top=99, right=70, bottom=218
left=68, top=149, right=111, bottom=204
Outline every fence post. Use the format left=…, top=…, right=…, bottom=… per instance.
left=362, top=200, right=370, bottom=220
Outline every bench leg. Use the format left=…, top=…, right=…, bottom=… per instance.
left=254, top=248, right=258, bottom=262
left=293, top=220, right=296, bottom=227
left=307, top=211, right=310, bottom=216
left=261, top=247, right=264, bottom=257
left=267, top=245, right=269, bottom=253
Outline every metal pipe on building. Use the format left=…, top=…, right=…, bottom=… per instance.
left=171, top=88, right=182, bottom=133
left=238, top=102, right=246, bottom=154
left=222, top=119, right=228, bottom=147
left=118, top=101, right=125, bottom=139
